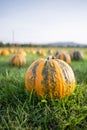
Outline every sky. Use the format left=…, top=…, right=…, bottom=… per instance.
left=0, top=0, right=87, bottom=44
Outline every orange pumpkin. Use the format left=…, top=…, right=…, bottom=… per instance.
left=37, top=49, right=46, bottom=56
left=30, top=49, right=36, bottom=54
left=16, top=49, right=26, bottom=56
left=1, top=49, right=9, bottom=56
left=9, top=48, right=15, bottom=53
left=25, top=56, right=76, bottom=98
left=9, top=54, right=26, bottom=66
left=48, top=49, right=54, bottom=54
left=55, top=51, right=71, bottom=64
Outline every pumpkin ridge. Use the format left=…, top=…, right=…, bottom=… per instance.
left=35, top=60, right=46, bottom=96
left=55, top=59, right=75, bottom=97
left=41, top=60, right=57, bottom=97
left=32, top=60, right=41, bottom=86
left=25, top=59, right=43, bottom=91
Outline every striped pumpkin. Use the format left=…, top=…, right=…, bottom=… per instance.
left=55, top=51, right=71, bottom=64
left=25, top=56, right=76, bottom=98
left=70, top=51, right=84, bottom=61
left=9, top=54, right=26, bottom=66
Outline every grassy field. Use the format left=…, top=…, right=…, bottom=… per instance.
left=0, top=47, right=87, bottom=130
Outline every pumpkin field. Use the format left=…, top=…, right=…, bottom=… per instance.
left=0, top=47, right=87, bottom=130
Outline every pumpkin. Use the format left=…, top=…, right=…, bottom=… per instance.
left=41, top=51, right=46, bottom=56
left=16, top=49, right=26, bottom=56
left=25, top=56, right=76, bottom=98
left=37, top=49, right=46, bottom=56
left=70, top=51, right=84, bottom=61
left=48, top=49, right=54, bottom=54
left=30, top=49, right=36, bottom=54
left=37, top=49, right=43, bottom=55
left=9, top=54, right=26, bottom=66
left=1, top=49, right=9, bottom=56
left=9, top=48, right=15, bottom=53
left=55, top=51, right=71, bottom=64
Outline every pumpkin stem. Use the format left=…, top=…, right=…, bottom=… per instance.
left=47, top=56, right=55, bottom=60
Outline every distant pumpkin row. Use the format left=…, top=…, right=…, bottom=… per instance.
left=8, top=50, right=84, bottom=67
left=0, top=48, right=84, bottom=62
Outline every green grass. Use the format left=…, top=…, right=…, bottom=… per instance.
left=0, top=49, right=87, bottom=130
